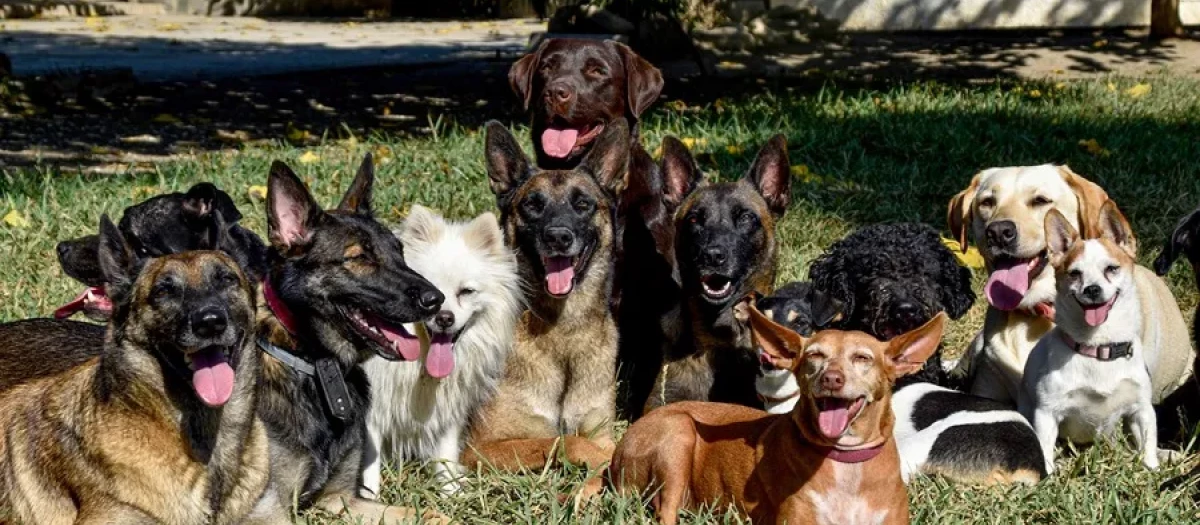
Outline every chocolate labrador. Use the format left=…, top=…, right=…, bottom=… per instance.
left=509, top=38, right=678, bottom=418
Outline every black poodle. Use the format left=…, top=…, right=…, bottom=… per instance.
left=808, top=223, right=975, bottom=387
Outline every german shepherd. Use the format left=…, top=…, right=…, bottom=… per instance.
left=256, top=156, right=448, bottom=523
left=0, top=218, right=282, bottom=524
left=463, top=119, right=629, bottom=473
left=644, top=135, right=791, bottom=412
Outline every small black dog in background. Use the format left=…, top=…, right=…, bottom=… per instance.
left=808, top=222, right=976, bottom=388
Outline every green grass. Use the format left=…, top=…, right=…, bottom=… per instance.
left=3, top=75, right=1200, bottom=523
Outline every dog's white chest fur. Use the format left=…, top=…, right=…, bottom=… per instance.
left=1037, top=348, right=1146, bottom=442
left=804, top=463, right=888, bottom=525
left=756, top=365, right=799, bottom=415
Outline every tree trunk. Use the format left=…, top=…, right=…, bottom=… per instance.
left=1150, top=0, right=1184, bottom=39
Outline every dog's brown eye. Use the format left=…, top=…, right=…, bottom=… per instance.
left=1105, top=265, right=1120, bottom=275
left=572, top=197, right=594, bottom=214
left=522, top=196, right=545, bottom=217
left=1068, top=269, right=1082, bottom=280
left=587, top=66, right=608, bottom=77
left=1031, top=196, right=1053, bottom=206
left=853, top=354, right=872, bottom=364
left=458, top=287, right=476, bottom=297
left=978, top=196, right=996, bottom=208
left=687, top=213, right=700, bottom=225
left=151, top=281, right=178, bottom=301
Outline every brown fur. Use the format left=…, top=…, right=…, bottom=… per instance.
left=0, top=250, right=282, bottom=525
left=612, top=299, right=945, bottom=525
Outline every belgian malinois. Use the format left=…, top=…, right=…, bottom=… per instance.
left=0, top=218, right=282, bottom=524
left=644, top=135, right=791, bottom=412
left=255, top=156, right=448, bottom=523
left=463, top=119, right=630, bottom=473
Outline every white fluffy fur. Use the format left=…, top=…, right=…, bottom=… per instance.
left=756, top=352, right=799, bottom=415
left=361, top=205, right=522, bottom=497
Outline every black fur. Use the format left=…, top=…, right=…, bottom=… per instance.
left=1152, top=204, right=1200, bottom=444
left=925, top=422, right=1047, bottom=479
left=910, top=390, right=1022, bottom=431
left=756, top=282, right=842, bottom=337
left=809, top=223, right=975, bottom=388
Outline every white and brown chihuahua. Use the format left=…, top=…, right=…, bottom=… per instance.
left=1019, top=201, right=1160, bottom=474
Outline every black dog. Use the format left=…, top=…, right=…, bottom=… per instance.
left=755, top=282, right=843, bottom=337
left=808, top=223, right=976, bottom=387
left=1153, top=205, right=1200, bottom=443
left=255, top=155, right=446, bottom=522
left=54, top=182, right=266, bottom=320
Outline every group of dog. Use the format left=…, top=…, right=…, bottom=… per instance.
left=0, top=37, right=1199, bottom=525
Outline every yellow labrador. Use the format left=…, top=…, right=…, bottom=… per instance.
left=948, top=164, right=1192, bottom=404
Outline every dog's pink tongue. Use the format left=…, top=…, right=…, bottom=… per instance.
left=545, top=257, right=575, bottom=296
left=381, top=324, right=421, bottom=361
left=54, top=287, right=111, bottom=319
left=53, top=289, right=91, bottom=319
left=985, top=258, right=1034, bottom=311
left=425, top=333, right=455, bottom=379
left=541, top=128, right=579, bottom=159
left=191, top=349, right=235, bottom=408
left=817, top=399, right=852, bottom=439
left=1083, top=300, right=1115, bottom=327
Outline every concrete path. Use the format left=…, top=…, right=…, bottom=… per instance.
left=1, top=16, right=541, bottom=80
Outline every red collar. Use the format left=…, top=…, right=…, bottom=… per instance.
left=263, top=278, right=298, bottom=336
left=821, top=442, right=886, bottom=464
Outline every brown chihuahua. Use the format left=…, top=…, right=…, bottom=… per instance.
left=610, top=295, right=946, bottom=525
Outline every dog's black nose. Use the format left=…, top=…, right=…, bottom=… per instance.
left=894, top=302, right=922, bottom=323
left=985, top=221, right=1018, bottom=249
left=415, top=288, right=444, bottom=315
left=435, top=311, right=455, bottom=330
left=546, top=81, right=573, bottom=104
left=56, top=243, right=71, bottom=258
left=1081, top=284, right=1103, bottom=302
left=702, top=247, right=728, bottom=267
left=543, top=227, right=575, bottom=252
left=191, top=306, right=228, bottom=339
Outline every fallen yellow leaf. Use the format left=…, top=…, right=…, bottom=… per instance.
left=717, top=61, right=746, bottom=70
left=1055, top=82, right=1067, bottom=90
left=1077, top=138, right=1112, bottom=158
left=1107, top=82, right=1117, bottom=92
left=1028, top=89, right=1042, bottom=98
left=157, top=23, right=183, bottom=32
left=3, top=210, right=28, bottom=228
left=680, top=137, right=707, bottom=149
left=372, top=145, right=394, bottom=165
left=1124, top=83, right=1151, bottom=98
left=153, top=113, right=179, bottom=124
left=248, top=185, right=268, bottom=202
left=726, top=145, right=743, bottom=155
left=941, top=237, right=985, bottom=268
left=1092, top=39, right=1108, bottom=48
left=298, top=151, right=320, bottom=164
left=84, top=17, right=104, bottom=27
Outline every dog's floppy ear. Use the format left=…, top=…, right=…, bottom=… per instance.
left=183, top=182, right=242, bottom=224
left=613, top=41, right=664, bottom=119
left=744, top=134, right=790, bottom=216
left=484, top=121, right=535, bottom=201
left=939, top=249, right=977, bottom=320
left=464, top=212, right=507, bottom=257
left=580, top=118, right=631, bottom=196
left=809, top=288, right=845, bottom=329
left=1155, top=207, right=1200, bottom=276
left=267, top=160, right=323, bottom=251
left=1057, top=165, right=1110, bottom=239
left=739, top=294, right=808, bottom=371
left=337, top=154, right=375, bottom=216
left=97, top=214, right=137, bottom=301
left=401, top=204, right=445, bottom=245
left=509, top=41, right=546, bottom=111
left=660, top=136, right=702, bottom=208
left=1044, top=208, right=1079, bottom=265
left=887, top=312, right=946, bottom=378
left=1097, top=200, right=1137, bottom=258
left=947, top=172, right=982, bottom=253
left=809, top=254, right=855, bottom=323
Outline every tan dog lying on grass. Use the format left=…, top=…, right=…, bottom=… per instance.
left=610, top=295, right=946, bottom=525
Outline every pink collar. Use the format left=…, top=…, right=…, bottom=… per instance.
left=1060, top=332, right=1133, bottom=361
left=822, top=442, right=886, bottom=464
left=263, top=278, right=298, bottom=336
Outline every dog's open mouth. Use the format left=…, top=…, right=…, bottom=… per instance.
left=426, top=331, right=456, bottom=379
left=816, top=396, right=867, bottom=440
left=345, top=308, right=421, bottom=361
left=541, top=121, right=605, bottom=159
left=1078, top=291, right=1119, bottom=327
left=700, top=274, right=735, bottom=301
left=53, top=286, right=113, bottom=320
left=984, top=252, right=1048, bottom=311
left=186, top=345, right=235, bottom=408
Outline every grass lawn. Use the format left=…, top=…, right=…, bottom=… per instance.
left=2, top=75, right=1200, bottom=523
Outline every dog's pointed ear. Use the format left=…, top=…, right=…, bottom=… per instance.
left=1098, top=200, right=1136, bottom=258
left=809, top=288, right=845, bottom=329
left=660, top=136, right=702, bottom=208
left=739, top=294, right=807, bottom=371
left=1155, top=207, right=1200, bottom=276
left=337, top=154, right=375, bottom=216
left=613, top=41, right=664, bottom=118
left=1045, top=208, right=1079, bottom=264
left=1058, top=165, right=1110, bottom=239
left=580, top=118, right=631, bottom=196
left=485, top=121, right=534, bottom=200
left=509, top=42, right=546, bottom=111
left=887, top=313, right=946, bottom=377
left=465, top=212, right=506, bottom=256
left=947, top=172, right=982, bottom=253
left=267, top=160, right=323, bottom=251
left=97, top=214, right=137, bottom=299
left=401, top=205, right=444, bottom=245
left=183, top=182, right=242, bottom=224
left=744, top=135, right=790, bottom=216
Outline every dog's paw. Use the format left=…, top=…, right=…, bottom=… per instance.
left=1157, top=448, right=1183, bottom=465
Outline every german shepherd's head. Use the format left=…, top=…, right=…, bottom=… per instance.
left=97, top=215, right=258, bottom=408
left=265, top=155, right=444, bottom=366
left=484, top=119, right=629, bottom=304
left=663, top=135, right=791, bottom=320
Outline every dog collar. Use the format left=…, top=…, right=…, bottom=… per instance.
left=257, top=337, right=316, bottom=376
left=823, top=442, right=886, bottom=464
left=1061, top=333, right=1133, bottom=361
left=263, top=277, right=298, bottom=335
